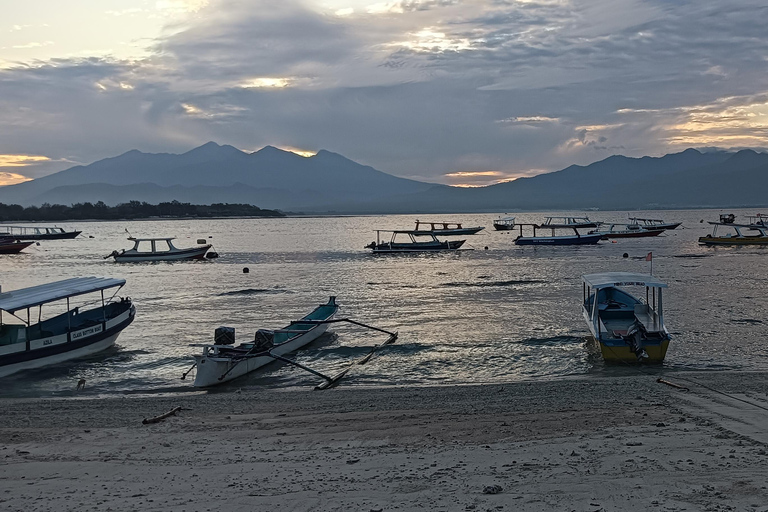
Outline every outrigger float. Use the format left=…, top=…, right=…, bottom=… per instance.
left=185, top=297, right=398, bottom=389
left=582, top=272, right=670, bottom=363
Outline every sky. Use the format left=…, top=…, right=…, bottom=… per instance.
left=1, top=0, right=767, bottom=188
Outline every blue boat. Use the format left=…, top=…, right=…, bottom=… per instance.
left=513, top=223, right=602, bottom=245
left=0, top=277, right=135, bottom=378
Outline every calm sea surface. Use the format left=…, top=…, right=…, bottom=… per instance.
left=1, top=209, right=766, bottom=397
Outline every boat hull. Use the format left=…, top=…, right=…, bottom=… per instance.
left=593, top=229, right=665, bottom=239
left=0, top=241, right=34, bottom=254
left=587, top=334, right=670, bottom=363
left=515, top=234, right=602, bottom=245
left=113, top=245, right=211, bottom=262
left=371, top=240, right=466, bottom=253
left=0, top=231, right=81, bottom=241
left=0, top=306, right=135, bottom=378
left=412, top=227, right=484, bottom=236
left=193, top=323, right=331, bottom=387
left=493, top=223, right=515, bottom=231
left=698, top=236, right=768, bottom=246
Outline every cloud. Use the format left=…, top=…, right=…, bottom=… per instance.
left=2, top=0, right=768, bottom=186
left=0, top=172, right=33, bottom=186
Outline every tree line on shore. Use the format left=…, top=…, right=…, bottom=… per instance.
left=0, top=200, right=285, bottom=221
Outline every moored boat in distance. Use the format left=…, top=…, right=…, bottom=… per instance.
left=698, top=219, right=768, bottom=246
left=365, top=230, right=466, bottom=253
left=514, top=223, right=602, bottom=246
left=106, top=237, right=213, bottom=262
left=589, top=223, right=665, bottom=239
left=541, top=216, right=601, bottom=229
left=627, top=217, right=682, bottom=230
left=0, top=237, right=35, bottom=254
left=191, top=297, right=340, bottom=387
left=413, top=220, right=484, bottom=236
left=493, top=216, right=516, bottom=231
left=0, top=277, right=135, bottom=378
left=582, top=272, right=670, bottom=363
left=0, top=225, right=81, bottom=240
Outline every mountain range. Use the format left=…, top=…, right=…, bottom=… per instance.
left=0, top=143, right=766, bottom=212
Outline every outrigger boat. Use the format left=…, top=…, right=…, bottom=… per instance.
left=0, top=277, right=135, bottom=378
left=413, top=220, right=484, bottom=236
left=0, top=225, right=81, bottom=240
left=541, top=216, right=601, bottom=229
left=0, top=237, right=34, bottom=254
left=627, top=217, right=682, bottom=230
left=493, top=216, right=516, bottom=231
left=582, top=272, right=670, bottom=363
left=106, top=237, right=213, bottom=262
left=365, top=230, right=466, bottom=253
left=699, top=219, right=768, bottom=246
left=187, top=297, right=398, bottom=388
left=514, top=223, right=602, bottom=246
left=745, top=214, right=768, bottom=228
left=589, top=223, right=665, bottom=239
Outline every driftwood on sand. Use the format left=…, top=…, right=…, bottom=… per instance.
left=142, top=406, right=183, bottom=425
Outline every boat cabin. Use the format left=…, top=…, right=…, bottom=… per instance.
left=127, top=237, right=181, bottom=253
left=0, top=277, right=135, bottom=377
left=541, top=216, right=600, bottom=228
left=414, top=221, right=464, bottom=231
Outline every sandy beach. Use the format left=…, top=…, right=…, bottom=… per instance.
left=2, top=372, right=768, bottom=512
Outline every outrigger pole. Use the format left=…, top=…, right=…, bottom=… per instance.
left=208, top=318, right=398, bottom=389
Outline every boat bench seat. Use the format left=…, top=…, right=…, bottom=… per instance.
left=634, top=304, right=662, bottom=332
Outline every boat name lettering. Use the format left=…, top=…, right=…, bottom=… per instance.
left=614, top=281, right=645, bottom=286
left=72, top=324, right=103, bottom=340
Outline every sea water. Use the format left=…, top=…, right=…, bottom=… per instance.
left=1, top=209, right=766, bottom=397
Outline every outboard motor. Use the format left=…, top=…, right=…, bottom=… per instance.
left=214, top=326, right=235, bottom=345
left=364, top=241, right=377, bottom=249
left=624, top=321, right=649, bottom=361
left=253, top=329, right=274, bottom=351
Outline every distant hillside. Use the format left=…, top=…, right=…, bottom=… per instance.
left=0, top=143, right=440, bottom=210
left=0, top=143, right=766, bottom=212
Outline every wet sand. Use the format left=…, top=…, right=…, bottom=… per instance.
left=2, top=372, right=768, bottom=511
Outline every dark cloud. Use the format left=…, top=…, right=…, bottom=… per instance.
left=1, top=0, right=768, bottom=183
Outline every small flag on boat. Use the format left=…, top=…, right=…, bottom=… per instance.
left=646, top=252, right=652, bottom=261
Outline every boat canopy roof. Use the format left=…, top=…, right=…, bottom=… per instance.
left=582, top=272, right=667, bottom=289
left=496, top=216, right=515, bottom=221
left=0, top=277, right=126, bottom=313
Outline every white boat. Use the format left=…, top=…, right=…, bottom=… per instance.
left=107, top=237, right=212, bottom=262
left=589, top=223, right=665, bottom=239
left=0, top=225, right=81, bottom=240
left=191, top=297, right=340, bottom=387
left=541, top=216, right=601, bottom=229
left=412, top=220, right=484, bottom=236
left=0, top=277, right=135, bottom=378
left=493, top=216, right=516, bottom=231
left=582, top=272, right=670, bottom=363
left=627, top=217, right=682, bottom=230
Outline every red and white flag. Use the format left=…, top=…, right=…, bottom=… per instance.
left=645, top=252, right=653, bottom=261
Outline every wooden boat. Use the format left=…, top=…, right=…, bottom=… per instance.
left=699, top=221, right=768, bottom=246
left=540, top=216, right=601, bottom=229
left=514, top=223, right=602, bottom=246
left=0, top=225, right=81, bottom=240
left=365, top=230, right=466, bottom=253
left=0, top=237, right=34, bottom=254
left=627, top=217, right=682, bottom=230
left=106, top=237, right=212, bottom=262
left=0, top=277, right=135, bottom=378
left=412, top=220, right=484, bottom=236
left=582, top=272, right=670, bottom=363
left=589, top=223, right=665, bottom=239
left=493, top=216, right=516, bottom=231
left=191, top=297, right=340, bottom=387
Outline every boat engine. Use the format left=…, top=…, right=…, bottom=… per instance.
left=364, top=241, right=377, bottom=249
left=253, top=329, right=274, bottom=351
left=214, top=326, right=235, bottom=345
left=623, top=321, right=649, bottom=361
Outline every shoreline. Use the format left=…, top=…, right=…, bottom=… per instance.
left=2, top=371, right=768, bottom=511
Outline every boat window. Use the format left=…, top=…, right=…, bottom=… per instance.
left=154, top=240, right=171, bottom=252
left=136, top=240, right=153, bottom=252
